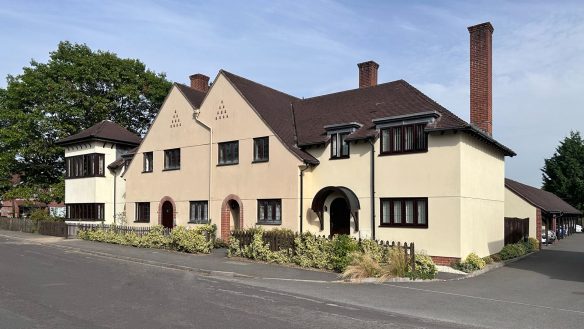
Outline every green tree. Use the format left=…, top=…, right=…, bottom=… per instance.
left=0, top=41, right=172, bottom=201
left=542, top=131, right=584, bottom=213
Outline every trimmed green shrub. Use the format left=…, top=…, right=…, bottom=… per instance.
left=524, top=238, right=539, bottom=252
left=170, top=226, right=213, bottom=253
left=330, top=234, right=359, bottom=272
left=406, top=253, right=437, bottom=280
left=482, top=256, right=493, bottom=265
left=455, top=252, right=486, bottom=273
left=499, top=243, right=527, bottom=260
left=292, top=233, right=332, bottom=270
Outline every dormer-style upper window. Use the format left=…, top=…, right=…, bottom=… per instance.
left=253, top=137, right=269, bottom=162
left=65, top=153, right=105, bottom=179
left=164, top=148, right=181, bottom=170
left=330, top=132, right=350, bottom=159
left=380, top=124, right=427, bottom=155
left=324, top=122, right=361, bottom=160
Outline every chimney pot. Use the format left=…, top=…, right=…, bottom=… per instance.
left=468, top=22, right=494, bottom=135
left=189, top=74, right=210, bottom=93
left=357, top=61, right=379, bottom=88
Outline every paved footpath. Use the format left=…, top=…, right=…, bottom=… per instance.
left=1, top=231, right=584, bottom=328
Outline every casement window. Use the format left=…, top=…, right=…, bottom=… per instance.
left=135, top=202, right=150, bottom=222
left=380, top=124, right=427, bottom=155
left=253, top=137, right=269, bottom=162
left=143, top=152, right=153, bottom=172
left=330, top=132, right=350, bottom=159
left=218, top=141, right=239, bottom=165
left=65, top=153, right=105, bottom=179
left=66, top=203, right=105, bottom=221
left=380, top=198, right=428, bottom=228
left=257, top=199, right=282, bottom=225
left=189, top=201, right=209, bottom=224
left=164, top=148, right=180, bottom=170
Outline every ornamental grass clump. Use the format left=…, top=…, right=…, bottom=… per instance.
left=341, top=252, right=389, bottom=282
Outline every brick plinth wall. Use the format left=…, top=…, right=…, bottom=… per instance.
left=431, top=256, right=460, bottom=266
left=220, top=195, right=243, bottom=240
left=468, top=22, right=493, bottom=135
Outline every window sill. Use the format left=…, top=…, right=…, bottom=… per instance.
left=217, top=162, right=239, bottom=167
left=188, top=221, right=210, bottom=225
left=162, top=167, right=180, bottom=171
left=378, top=149, right=428, bottom=156
left=379, top=224, right=428, bottom=229
left=256, top=221, right=282, bottom=226
left=142, top=171, right=153, bottom=174
left=329, top=156, right=350, bottom=160
left=252, top=159, right=269, bottom=164
left=65, top=175, right=106, bottom=180
left=134, top=220, right=150, bottom=223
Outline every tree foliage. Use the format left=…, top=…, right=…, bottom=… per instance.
left=542, top=131, right=584, bottom=213
left=0, top=41, right=172, bottom=201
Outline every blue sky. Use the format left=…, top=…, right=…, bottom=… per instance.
left=1, top=0, right=583, bottom=187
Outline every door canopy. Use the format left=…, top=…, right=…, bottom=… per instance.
left=311, top=186, right=360, bottom=231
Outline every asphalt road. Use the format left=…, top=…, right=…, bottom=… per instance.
left=0, top=235, right=468, bottom=329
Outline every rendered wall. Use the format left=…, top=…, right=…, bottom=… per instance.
left=504, top=188, right=538, bottom=239
left=459, top=133, right=506, bottom=258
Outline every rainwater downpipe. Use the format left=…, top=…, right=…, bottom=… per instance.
left=368, top=138, right=376, bottom=240
left=193, top=109, right=213, bottom=223
left=299, top=164, right=309, bottom=233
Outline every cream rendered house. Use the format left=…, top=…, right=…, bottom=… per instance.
left=57, top=120, right=141, bottom=224
left=119, top=22, right=515, bottom=263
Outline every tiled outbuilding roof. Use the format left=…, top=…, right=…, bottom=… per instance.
left=56, top=120, right=141, bottom=146
left=505, top=178, right=582, bottom=216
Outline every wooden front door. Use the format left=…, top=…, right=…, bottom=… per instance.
left=161, top=201, right=174, bottom=229
left=330, top=198, right=350, bottom=236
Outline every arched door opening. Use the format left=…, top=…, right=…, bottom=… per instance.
left=330, top=198, right=350, bottom=236
left=161, top=201, right=174, bottom=229
left=229, top=200, right=240, bottom=231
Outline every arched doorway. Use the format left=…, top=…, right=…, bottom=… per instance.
left=161, top=201, right=174, bottom=229
left=220, top=195, right=244, bottom=240
left=330, top=198, right=350, bottom=236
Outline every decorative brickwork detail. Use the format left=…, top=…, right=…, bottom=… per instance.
left=220, top=194, right=244, bottom=240
left=189, top=73, right=210, bottom=93
left=431, top=256, right=460, bottom=266
left=536, top=208, right=542, bottom=242
left=357, top=61, right=379, bottom=88
left=468, top=22, right=493, bottom=136
left=158, top=196, right=176, bottom=226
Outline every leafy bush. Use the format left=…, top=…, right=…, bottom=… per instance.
left=330, top=234, right=359, bottom=272
left=292, top=233, right=332, bottom=270
left=455, top=252, right=486, bottom=273
left=482, top=256, right=493, bottom=265
left=30, top=209, right=61, bottom=222
left=359, top=239, right=386, bottom=263
left=77, top=225, right=213, bottom=254
left=524, top=238, right=539, bottom=252
left=407, top=252, right=437, bottom=280
left=499, top=243, right=527, bottom=260
left=490, top=253, right=502, bottom=262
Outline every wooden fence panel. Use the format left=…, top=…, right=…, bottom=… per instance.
left=504, top=217, right=529, bottom=245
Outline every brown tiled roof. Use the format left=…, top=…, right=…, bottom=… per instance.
left=505, top=178, right=582, bottom=215
left=221, top=72, right=514, bottom=160
left=56, top=120, right=141, bottom=146
left=222, top=71, right=319, bottom=164
left=175, top=83, right=206, bottom=108
left=294, top=80, right=478, bottom=143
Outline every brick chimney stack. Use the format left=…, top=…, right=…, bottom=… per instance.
left=468, top=22, right=494, bottom=136
left=357, top=61, right=379, bottom=88
left=189, top=74, right=210, bottom=93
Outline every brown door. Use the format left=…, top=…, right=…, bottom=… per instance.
left=161, top=201, right=174, bottom=229
left=330, top=198, right=350, bottom=236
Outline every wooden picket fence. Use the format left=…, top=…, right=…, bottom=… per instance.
left=231, top=230, right=416, bottom=271
left=0, top=217, right=68, bottom=237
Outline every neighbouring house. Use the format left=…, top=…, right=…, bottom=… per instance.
left=0, top=174, right=65, bottom=218
left=60, top=22, right=518, bottom=263
left=505, top=178, right=582, bottom=241
left=55, top=120, right=141, bottom=224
